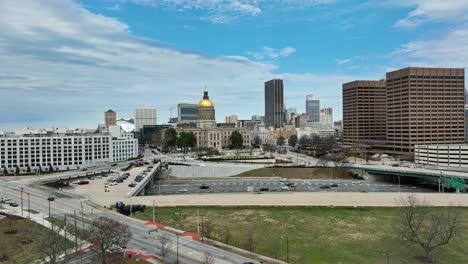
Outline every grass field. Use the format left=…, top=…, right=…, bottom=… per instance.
left=134, top=207, right=468, bottom=263
left=0, top=214, right=53, bottom=263
left=237, top=167, right=354, bottom=179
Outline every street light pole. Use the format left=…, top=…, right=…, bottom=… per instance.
left=48, top=198, right=51, bottom=218
left=27, top=192, right=30, bottom=219
left=176, top=234, right=179, bottom=264
left=281, top=236, right=289, bottom=263
left=20, top=187, right=24, bottom=216
left=152, top=200, right=155, bottom=223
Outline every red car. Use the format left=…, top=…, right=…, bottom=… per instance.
left=78, top=180, right=89, bottom=185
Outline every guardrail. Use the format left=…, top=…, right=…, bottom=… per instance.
left=127, top=162, right=161, bottom=197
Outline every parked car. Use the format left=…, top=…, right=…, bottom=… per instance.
left=9, top=202, right=18, bottom=207
left=281, top=186, right=289, bottom=191
left=81, top=168, right=88, bottom=171
left=128, top=183, right=136, bottom=187
left=279, top=178, right=288, bottom=182
left=330, top=183, right=339, bottom=187
left=110, top=182, right=118, bottom=186
left=286, top=182, right=297, bottom=187
left=199, top=184, right=210, bottom=189
left=78, top=180, right=89, bottom=185
left=111, top=163, right=118, bottom=167
left=259, top=187, right=269, bottom=191
left=1, top=197, right=12, bottom=204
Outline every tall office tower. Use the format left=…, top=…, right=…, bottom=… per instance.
left=342, top=80, right=387, bottom=147
left=465, top=105, right=468, bottom=142
left=285, top=108, right=297, bottom=125
left=177, top=103, right=198, bottom=123
left=225, top=115, right=238, bottom=125
left=265, top=79, right=285, bottom=129
left=386, top=67, right=465, bottom=153
left=134, top=107, right=157, bottom=132
left=320, top=107, right=333, bottom=124
left=104, top=109, right=117, bottom=128
left=306, top=95, right=320, bottom=122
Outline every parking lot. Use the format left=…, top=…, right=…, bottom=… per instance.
left=149, top=178, right=434, bottom=195
left=64, top=163, right=154, bottom=203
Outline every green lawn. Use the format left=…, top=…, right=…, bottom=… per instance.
left=0, top=214, right=55, bottom=263
left=134, top=207, right=468, bottom=263
left=237, top=167, right=354, bottom=179
left=46, top=217, right=89, bottom=240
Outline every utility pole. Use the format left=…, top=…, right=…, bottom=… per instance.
left=197, top=208, right=200, bottom=235
left=281, top=236, right=289, bottom=263
left=20, top=187, right=24, bottom=216
left=64, top=214, right=68, bottom=258
left=176, top=234, right=179, bottom=264
left=74, top=210, right=78, bottom=253
left=152, top=200, right=155, bottom=223
left=80, top=200, right=84, bottom=230
left=27, top=192, right=30, bottom=219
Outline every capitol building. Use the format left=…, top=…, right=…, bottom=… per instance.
left=176, top=90, right=250, bottom=149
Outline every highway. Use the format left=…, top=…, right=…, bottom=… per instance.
left=149, top=178, right=433, bottom=194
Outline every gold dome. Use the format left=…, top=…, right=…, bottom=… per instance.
left=198, top=90, right=214, bottom=108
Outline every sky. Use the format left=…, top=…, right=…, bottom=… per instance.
left=0, top=0, right=467, bottom=130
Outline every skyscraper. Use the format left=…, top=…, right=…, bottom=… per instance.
left=134, top=107, right=157, bottom=132
left=285, top=108, right=297, bottom=125
left=225, top=115, right=238, bottom=125
left=342, top=80, right=387, bottom=147
left=264, top=79, right=285, bottom=129
left=386, top=67, right=465, bottom=153
left=104, top=109, right=116, bottom=128
left=177, top=103, right=198, bottom=123
left=306, top=95, right=320, bottom=122
left=320, top=107, right=333, bottom=124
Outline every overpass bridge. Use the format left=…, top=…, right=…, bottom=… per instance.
left=357, top=164, right=467, bottom=192
left=128, top=161, right=162, bottom=197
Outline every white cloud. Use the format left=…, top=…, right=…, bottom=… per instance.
left=394, top=26, right=468, bottom=66
left=111, top=0, right=335, bottom=23
left=248, top=46, right=297, bottom=60
left=0, top=0, right=364, bottom=129
left=391, top=0, right=468, bottom=28
left=336, top=58, right=351, bottom=64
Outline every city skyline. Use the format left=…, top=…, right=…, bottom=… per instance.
left=1, top=0, right=468, bottom=130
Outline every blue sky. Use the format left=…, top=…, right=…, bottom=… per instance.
left=0, top=0, right=467, bottom=130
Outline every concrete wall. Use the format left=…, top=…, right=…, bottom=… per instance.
left=170, top=163, right=267, bottom=178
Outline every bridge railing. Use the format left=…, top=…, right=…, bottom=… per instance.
left=127, top=162, right=160, bottom=197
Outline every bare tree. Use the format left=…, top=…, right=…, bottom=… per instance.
left=276, top=136, right=285, bottom=146
left=394, top=195, right=464, bottom=263
left=204, top=251, right=215, bottom=264
left=89, top=217, right=132, bottom=264
left=158, top=233, right=171, bottom=260
left=288, top=134, right=298, bottom=149
left=298, top=135, right=310, bottom=149
left=35, top=218, right=69, bottom=264
left=252, top=135, right=262, bottom=148
left=202, top=219, right=215, bottom=239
